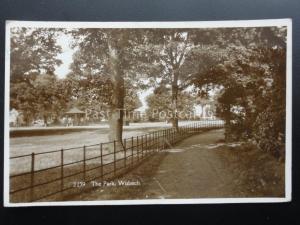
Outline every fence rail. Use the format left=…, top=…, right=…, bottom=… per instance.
left=9, top=120, right=224, bottom=202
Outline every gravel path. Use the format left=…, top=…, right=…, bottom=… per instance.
left=140, top=129, right=243, bottom=198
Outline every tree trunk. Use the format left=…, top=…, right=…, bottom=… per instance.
left=224, top=105, right=231, bottom=141
left=108, top=86, right=124, bottom=142
left=43, top=115, right=48, bottom=127
left=109, top=106, right=124, bottom=141
left=171, top=71, right=179, bottom=131
left=107, top=39, right=125, bottom=142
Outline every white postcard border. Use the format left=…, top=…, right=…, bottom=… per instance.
left=4, top=19, right=292, bottom=207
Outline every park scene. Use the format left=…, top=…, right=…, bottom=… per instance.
left=8, top=24, right=287, bottom=203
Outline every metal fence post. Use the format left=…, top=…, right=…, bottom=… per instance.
left=30, top=152, right=35, bottom=202
left=145, top=134, right=148, bottom=155
left=166, top=129, right=168, bottom=144
left=141, top=135, right=143, bottom=159
left=163, top=130, right=165, bottom=149
left=60, top=148, right=64, bottom=196
left=83, top=145, right=86, bottom=181
left=100, top=143, right=103, bottom=182
left=154, top=132, right=156, bottom=150
left=137, top=136, right=139, bottom=161
left=155, top=131, right=157, bottom=151
left=164, top=130, right=166, bottom=149
left=124, top=139, right=126, bottom=168
left=113, top=140, right=116, bottom=176
left=131, top=137, right=134, bottom=166
left=153, top=132, right=155, bottom=150
left=160, top=130, right=162, bottom=150
left=165, top=129, right=169, bottom=148
left=157, top=131, right=159, bottom=150
left=161, top=130, right=164, bottom=149
left=173, top=128, right=175, bottom=143
left=150, top=133, right=152, bottom=152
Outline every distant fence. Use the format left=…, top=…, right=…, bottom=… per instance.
left=9, top=120, right=224, bottom=202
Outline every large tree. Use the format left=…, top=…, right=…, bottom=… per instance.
left=10, top=28, right=62, bottom=83
left=10, top=28, right=63, bottom=124
left=145, top=29, right=225, bottom=130
left=70, top=29, right=150, bottom=141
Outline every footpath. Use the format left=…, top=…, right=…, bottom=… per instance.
left=76, top=129, right=284, bottom=200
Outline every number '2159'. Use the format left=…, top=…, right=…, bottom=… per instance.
left=73, top=181, right=86, bottom=188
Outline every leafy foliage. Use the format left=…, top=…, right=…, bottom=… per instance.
left=146, top=90, right=196, bottom=121
left=192, top=27, right=287, bottom=158
left=10, top=28, right=64, bottom=124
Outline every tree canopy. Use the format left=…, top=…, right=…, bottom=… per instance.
left=10, top=26, right=287, bottom=158
left=191, top=27, right=287, bottom=158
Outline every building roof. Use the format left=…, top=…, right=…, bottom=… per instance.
left=65, top=107, right=85, bottom=114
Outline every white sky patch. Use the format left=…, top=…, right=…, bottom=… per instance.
left=136, top=88, right=154, bottom=112
left=183, top=84, right=194, bottom=92
left=55, top=33, right=76, bottom=79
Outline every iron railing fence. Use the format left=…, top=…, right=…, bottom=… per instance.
left=9, top=120, right=224, bottom=202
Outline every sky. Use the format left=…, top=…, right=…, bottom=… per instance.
left=55, top=34, right=75, bottom=79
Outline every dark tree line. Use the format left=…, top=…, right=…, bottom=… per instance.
left=192, top=27, right=287, bottom=158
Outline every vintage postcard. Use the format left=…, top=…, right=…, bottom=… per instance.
left=4, top=19, right=292, bottom=206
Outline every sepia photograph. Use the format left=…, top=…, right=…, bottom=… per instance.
left=4, top=20, right=292, bottom=206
